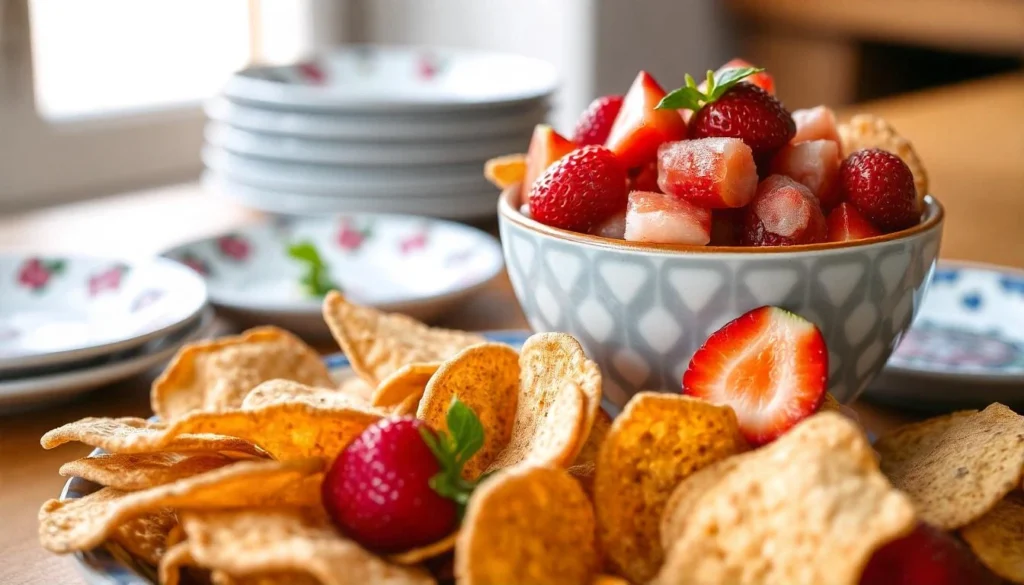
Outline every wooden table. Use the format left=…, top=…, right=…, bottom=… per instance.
left=0, top=73, right=1021, bottom=584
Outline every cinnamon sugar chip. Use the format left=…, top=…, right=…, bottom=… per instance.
left=960, top=491, right=1024, bottom=583
left=371, top=362, right=440, bottom=410
left=59, top=452, right=236, bottom=491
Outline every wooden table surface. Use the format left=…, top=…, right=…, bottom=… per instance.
left=0, top=73, right=1021, bottom=584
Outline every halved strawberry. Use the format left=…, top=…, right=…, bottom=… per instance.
left=605, top=71, right=688, bottom=169
left=827, top=202, right=882, bottom=242
left=524, top=125, right=576, bottom=194
left=682, top=306, right=828, bottom=446
left=716, top=58, right=775, bottom=95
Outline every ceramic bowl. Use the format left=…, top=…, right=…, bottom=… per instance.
left=497, top=186, right=945, bottom=408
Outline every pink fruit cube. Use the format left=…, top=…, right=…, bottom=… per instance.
left=590, top=209, right=627, bottom=239
left=657, top=138, right=758, bottom=208
left=624, top=190, right=712, bottom=245
left=741, top=175, right=827, bottom=246
left=791, top=106, right=841, bottom=145
left=770, top=139, right=841, bottom=209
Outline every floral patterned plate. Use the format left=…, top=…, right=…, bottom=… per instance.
left=0, top=255, right=208, bottom=372
left=161, top=215, right=504, bottom=336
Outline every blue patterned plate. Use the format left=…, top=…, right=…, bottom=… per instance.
left=64, top=330, right=530, bottom=585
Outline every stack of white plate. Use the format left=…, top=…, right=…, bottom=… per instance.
left=0, top=254, right=211, bottom=413
left=203, top=45, right=557, bottom=219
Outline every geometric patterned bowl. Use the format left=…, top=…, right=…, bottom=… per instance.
left=498, top=186, right=945, bottom=409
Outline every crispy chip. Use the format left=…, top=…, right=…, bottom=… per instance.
left=653, top=412, right=916, bottom=585
left=322, top=291, right=485, bottom=387
left=166, top=524, right=185, bottom=548
left=159, top=540, right=194, bottom=585
left=214, top=572, right=320, bottom=585
left=456, top=465, right=599, bottom=585
left=41, top=417, right=264, bottom=458
left=392, top=391, right=422, bottom=417
left=371, top=363, right=440, bottom=409
left=567, top=462, right=597, bottom=498
left=59, top=453, right=236, bottom=491
left=44, top=402, right=381, bottom=462
left=418, top=343, right=519, bottom=478
left=487, top=333, right=601, bottom=470
left=820, top=392, right=841, bottom=412
left=592, top=576, right=631, bottom=585
left=875, top=409, right=977, bottom=472
left=389, top=532, right=458, bottom=565
left=960, top=491, right=1024, bottom=583
left=38, top=458, right=323, bottom=554
left=838, top=114, right=929, bottom=207
left=876, top=403, right=1024, bottom=529
left=484, top=154, right=527, bottom=189
left=152, top=326, right=333, bottom=420
left=181, top=507, right=434, bottom=585
left=659, top=456, right=745, bottom=551
left=337, top=375, right=375, bottom=404
left=242, top=380, right=374, bottom=411
left=109, top=508, right=177, bottom=566
left=594, top=393, right=748, bottom=584
left=574, top=408, right=612, bottom=466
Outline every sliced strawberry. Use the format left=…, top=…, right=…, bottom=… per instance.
left=827, top=202, right=882, bottom=242
left=657, top=137, right=758, bottom=208
left=529, top=145, right=628, bottom=233
left=682, top=306, right=828, bottom=446
left=605, top=71, right=688, bottom=169
left=716, top=58, right=775, bottom=95
left=628, top=161, right=661, bottom=193
left=624, top=190, right=711, bottom=245
left=770, top=139, right=842, bottom=209
left=524, top=124, right=576, bottom=194
left=791, top=106, right=841, bottom=145
left=573, top=94, right=624, bottom=146
left=741, top=175, right=827, bottom=246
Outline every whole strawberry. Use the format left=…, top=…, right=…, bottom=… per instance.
left=529, top=145, right=628, bottom=233
left=321, top=399, right=483, bottom=553
left=658, top=68, right=795, bottom=158
left=839, top=148, right=919, bottom=233
left=573, top=94, right=624, bottom=146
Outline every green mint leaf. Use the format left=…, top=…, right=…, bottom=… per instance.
left=707, top=66, right=762, bottom=100
left=447, top=397, right=485, bottom=467
left=655, top=86, right=706, bottom=111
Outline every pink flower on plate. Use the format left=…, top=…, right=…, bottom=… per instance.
left=416, top=53, right=444, bottom=80
left=336, top=219, right=373, bottom=252
left=17, top=257, right=65, bottom=292
left=399, top=230, right=429, bottom=255
left=296, top=61, right=326, bottom=84
left=178, top=252, right=211, bottom=276
left=89, top=264, right=129, bottom=296
left=217, top=235, right=251, bottom=262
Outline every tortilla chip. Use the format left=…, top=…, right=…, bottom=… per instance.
left=960, top=491, right=1024, bottom=583
left=659, top=456, right=745, bottom=551
left=456, top=465, right=599, bottom=585
left=568, top=462, right=597, bottom=498
left=108, top=508, right=177, bottom=566
left=876, top=403, right=1024, bottom=529
left=166, top=524, right=185, bottom=548
left=38, top=458, right=323, bottom=554
left=41, top=417, right=264, bottom=458
left=838, top=114, right=929, bottom=207
left=484, top=153, right=527, bottom=189
left=159, top=540, right=194, bottom=585
left=875, top=409, right=978, bottom=472
left=594, top=392, right=749, bottom=584
left=591, top=576, right=631, bottom=585
left=322, top=291, right=485, bottom=387
left=181, top=507, right=434, bottom=585
left=59, top=453, right=236, bottom=491
left=242, top=380, right=374, bottom=411
left=213, top=572, right=320, bottom=585
left=820, top=392, right=841, bottom=412
left=388, top=531, right=458, bottom=565
left=151, top=326, right=333, bottom=420
left=337, top=375, right=375, bottom=404
left=574, top=408, right=611, bottom=466
left=417, top=343, right=520, bottom=478
left=487, top=333, right=601, bottom=470
left=371, top=363, right=440, bottom=409
left=391, top=391, right=422, bottom=417
left=653, top=412, right=916, bottom=585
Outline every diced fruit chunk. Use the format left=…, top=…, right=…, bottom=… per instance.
left=628, top=161, right=661, bottom=193
left=484, top=153, right=526, bottom=189
left=590, top=209, right=627, bottom=239
left=710, top=209, right=743, bottom=246
left=860, top=523, right=1001, bottom=585
left=524, top=125, right=576, bottom=194
left=682, top=306, right=828, bottom=446
left=741, top=175, right=827, bottom=246
left=791, top=106, right=841, bottom=145
left=716, top=58, right=775, bottom=95
left=657, top=138, right=758, bottom=208
left=573, top=94, right=624, bottom=146
left=605, top=71, right=688, bottom=168
left=529, top=145, right=628, bottom=233
left=839, top=148, right=919, bottom=232
left=827, top=202, right=882, bottom=242
left=770, top=139, right=842, bottom=209
left=624, top=190, right=712, bottom=245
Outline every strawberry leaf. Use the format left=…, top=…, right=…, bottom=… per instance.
left=706, top=66, right=763, bottom=101
left=656, top=86, right=705, bottom=111
left=421, top=397, right=486, bottom=517
left=657, top=66, right=764, bottom=112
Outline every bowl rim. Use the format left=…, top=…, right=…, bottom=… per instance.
left=497, top=185, right=944, bottom=255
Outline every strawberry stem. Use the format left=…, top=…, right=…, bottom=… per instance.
left=656, top=66, right=764, bottom=112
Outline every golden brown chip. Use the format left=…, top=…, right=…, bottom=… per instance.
left=567, top=462, right=597, bottom=498
left=591, top=576, right=631, bottom=585
left=659, top=456, right=745, bottom=551
left=38, top=458, right=323, bottom=554
left=653, top=412, right=916, bottom=585
left=213, top=572, right=320, bottom=585
left=838, top=114, right=929, bottom=207
left=484, top=153, right=526, bottom=189
left=418, top=343, right=519, bottom=478
left=487, top=333, right=601, bottom=471
left=181, top=507, right=434, bottom=585
left=388, top=531, right=458, bottom=565
left=371, top=363, right=440, bottom=409
left=456, top=465, right=599, bottom=585
left=59, top=453, right=235, bottom=491
left=41, top=417, right=264, bottom=458
left=166, top=523, right=186, bottom=548
left=109, top=508, right=177, bottom=566
left=241, top=380, right=374, bottom=411
left=594, top=392, right=749, bottom=584
left=159, top=540, right=194, bottom=585
left=337, top=375, right=375, bottom=404
left=322, top=291, right=485, bottom=387
left=391, top=391, right=422, bottom=417
left=819, top=392, right=841, bottom=412
left=960, top=491, right=1024, bottom=583
left=574, top=408, right=612, bottom=467
left=152, top=326, right=333, bottom=420
left=877, top=403, right=1024, bottom=529
left=875, top=409, right=978, bottom=473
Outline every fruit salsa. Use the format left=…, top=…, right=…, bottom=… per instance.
left=485, top=59, right=930, bottom=247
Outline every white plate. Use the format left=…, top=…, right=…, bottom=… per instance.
left=205, top=96, right=548, bottom=140
left=202, top=146, right=492, bottom=197
left=0, top=309, right=213, bottom=414
left=203, top=172, right=501, bottom=219
left=205, top=122, right=532, bottom=166
left=0, top=254, right=208, bottom=371
left=161, top=215, right=504, bottom=334
left=221, top=45, right=558, bottom=112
